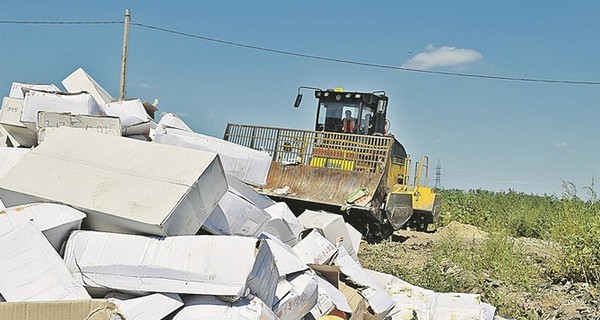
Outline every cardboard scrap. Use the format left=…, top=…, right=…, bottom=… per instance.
left=64, top=231, right=278, bottom=305
left=173, top=295, right=278, bottom=320
left=0, top=202, right=86, bottom=252
left=0, top=299, right=125, bottom=320
left=0, top=127, right=227, bottom=236
left=273, top=270, right=319, bottom=320
left=0, top=223, right=90, bottom=302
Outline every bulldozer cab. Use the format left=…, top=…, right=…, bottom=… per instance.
left=299, top=88, right=388, bottom=136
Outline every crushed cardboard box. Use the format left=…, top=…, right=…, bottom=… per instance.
left=0, top=223, right=90, bottom=302
left=365, top=269, right=496, bottom=320
left=298, top=209, right=359, bottom=261
left=0, top=202, right=85, bottom=252
left=273, top=270, right=319, bottom=320
left=0, top=127, right=227, bottom=236
left=333, top=243, right=396, bottom=320
left=64, top=230, right=278, bottom=305
left=264, top=201, right=303, bottom=241
left=292, top=229, right=338, bottom=265
left=203, top=188, right=271, bottom=238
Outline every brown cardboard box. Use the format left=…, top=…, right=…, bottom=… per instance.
left=0, top=299, right=125, bottom=320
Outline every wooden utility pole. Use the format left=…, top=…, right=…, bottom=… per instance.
left=119, top=9, right=130, bottom=100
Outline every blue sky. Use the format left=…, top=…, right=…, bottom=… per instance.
left=1, top=1, right=599, bottom=197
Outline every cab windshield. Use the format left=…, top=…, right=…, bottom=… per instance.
left=316, top=101, right=360, bottom=133
left=316, top=101, right=374, bottom=135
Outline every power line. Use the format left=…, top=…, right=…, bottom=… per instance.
left=0, top=20, right=122, bottom=25
left=2, top=19, right=600, bottom=86
left=130, top=22, right=600, bottom=86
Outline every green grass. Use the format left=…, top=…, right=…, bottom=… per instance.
left=360, top=183, right=600, bottom=319
left=440, top=184, right=600, bottom=285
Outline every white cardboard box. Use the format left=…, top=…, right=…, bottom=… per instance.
left=62, top=68, right=114, bottom=105
left=100, top=99, right=152, bottom=136
left=153, top=127, right=271, bottom=186
left=173, top=295, right=278, bottom=320
left=64, top=231, right=279, bottom=305
left=298, top=210, right=358, bottom=261
left=0, top=97, right=37, bottom=147
left=264, top=202, right=303, bottom=241
left=22, top=90, right=102, bottom=126
left=292, top=229, right=337, bottom=265
left=0, top=127, right=227, bottom=236
left=0, top=223, right=90, bottom=302
left=37, top=111, right=122, bottom=144
left=203, top=190, right=271, bottom=238
left=107, top=293, right=183, bottom=320
left=8, top=82, right=60, bottom=99
left=0, top=147, right=30, bottom=178
left=273, top=270, right=318, bottom=320
left=0, top=202, right=85, bottom=252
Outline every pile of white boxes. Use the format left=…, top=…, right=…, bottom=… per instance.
left=0, top=69, right=499, bottom=320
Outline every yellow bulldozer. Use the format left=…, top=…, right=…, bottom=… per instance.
left=224, top=87, right=441, bottom=240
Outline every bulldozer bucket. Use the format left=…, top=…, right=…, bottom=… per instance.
left=261, top=162, right=383, bottom=208
left=224, top=124, right=394, bottom=213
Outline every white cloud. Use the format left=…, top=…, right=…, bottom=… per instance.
left=555, top=142, right=568, bottom=148
left=402, top=45, right=483, bottom=70
left=432, top=138, right=443, bottom=143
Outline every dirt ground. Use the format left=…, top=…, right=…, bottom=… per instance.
left=368, top=222, right=600, bottom=320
